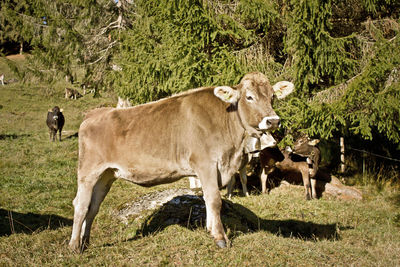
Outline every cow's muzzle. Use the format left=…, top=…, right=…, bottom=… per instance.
left=258, top=115, right=280, bottom=131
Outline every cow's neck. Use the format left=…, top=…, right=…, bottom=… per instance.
left=235, top=104, right=262, bottom=139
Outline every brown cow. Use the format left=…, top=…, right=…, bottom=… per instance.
left=68, top=72, right=294, bottom=252
left=230, top=135, right=321, bottom=200
left=292, top=136, right=321, bottom=179
left=262, top=138, right=321, bottom=200
left=65, top=88, right=82, bottom=100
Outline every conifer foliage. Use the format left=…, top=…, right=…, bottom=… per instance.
left=285, top=0, right=358, bottom=97
left=114, top=0, right=247, bottom=103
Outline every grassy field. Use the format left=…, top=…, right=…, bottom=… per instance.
left=1, top=56, right=400, bottom=266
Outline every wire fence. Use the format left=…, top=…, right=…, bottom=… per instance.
left=346, top=147, right=400, bottom=163
left=320, top=138, right=400, bottom=180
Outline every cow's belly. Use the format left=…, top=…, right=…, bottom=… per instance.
left=110, top=162, right=195, bottom=187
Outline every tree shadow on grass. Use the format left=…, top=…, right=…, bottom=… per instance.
left=129, top=195, right=350, bottom=243
left=0, top=134, right=31, bottom=140
left=64, top=132, right=78, bottom=139
left=0, top=209, right=72, bottom=236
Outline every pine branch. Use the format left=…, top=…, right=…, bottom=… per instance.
left=88, top=41, right=118, bottom=65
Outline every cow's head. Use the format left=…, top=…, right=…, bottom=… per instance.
left=49, top=106, right=63, bottom=121
left=214, top=72, right=293, bottom=136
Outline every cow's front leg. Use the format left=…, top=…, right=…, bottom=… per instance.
left=311, top=178, right=317, bottom=199
left=52, top=130, right=57, bottom=142
left=260, top=168, right=268, bottom=194
left=300, top=168, right=312, bottom=200
left=238, top=166, right=249, bottom=197
left=226, top=175, right=235, bottom=199
left=198, top=168, right=229, bottom=248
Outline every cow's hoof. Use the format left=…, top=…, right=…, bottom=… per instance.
left=68, top=242, right=80, bottom=253
left=216, top=240, right=227, bottom=248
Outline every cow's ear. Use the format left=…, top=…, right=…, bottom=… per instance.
left=273, top=81, right=294, bottom=99
left=214, top=86, right=240, bottom=103
left=308, top=139, right=320, bottom=146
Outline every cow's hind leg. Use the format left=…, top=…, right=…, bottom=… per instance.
left=69, top=168, right=112, bottom=252
left=80, top=169, right=115, bottom=251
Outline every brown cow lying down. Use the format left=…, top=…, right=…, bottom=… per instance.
left=68, top=72, right=294, bottom=252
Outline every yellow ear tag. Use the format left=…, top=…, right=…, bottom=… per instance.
left=275, top=90, right=282, bottom=97
left=224, top=92, right=231, bottom=101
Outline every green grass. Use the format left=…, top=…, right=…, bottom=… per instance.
left=1, top=57, right=400, bottom=266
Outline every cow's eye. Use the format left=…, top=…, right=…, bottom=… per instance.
left=246, top=94, right=254, bottom=102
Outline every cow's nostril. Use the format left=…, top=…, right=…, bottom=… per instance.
left=267, top=118, right=280, bottom=129
left=258, top=115, right=280, bottom=130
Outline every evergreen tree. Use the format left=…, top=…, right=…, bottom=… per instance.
left=113, top=0, right=251, bottom=104
left=285, top=0, right=358, bottom=97
left=0, top=0, right=44, bottom=54
left=10, top=0, right=126, bottom=91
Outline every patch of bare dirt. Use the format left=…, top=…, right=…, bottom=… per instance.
left=5, top=54, right=26, bottom=60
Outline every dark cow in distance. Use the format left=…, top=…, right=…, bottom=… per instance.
left=69, top=72, right=294, bottom=252
left=46, top=106, right=65, bottom=141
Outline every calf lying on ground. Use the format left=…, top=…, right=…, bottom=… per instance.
left=65, top=88, right=82, bottom=100
left=46, top=106, right=65, bottom=141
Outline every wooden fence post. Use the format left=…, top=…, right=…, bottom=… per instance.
left=340, top=137, right=345, bottom=173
